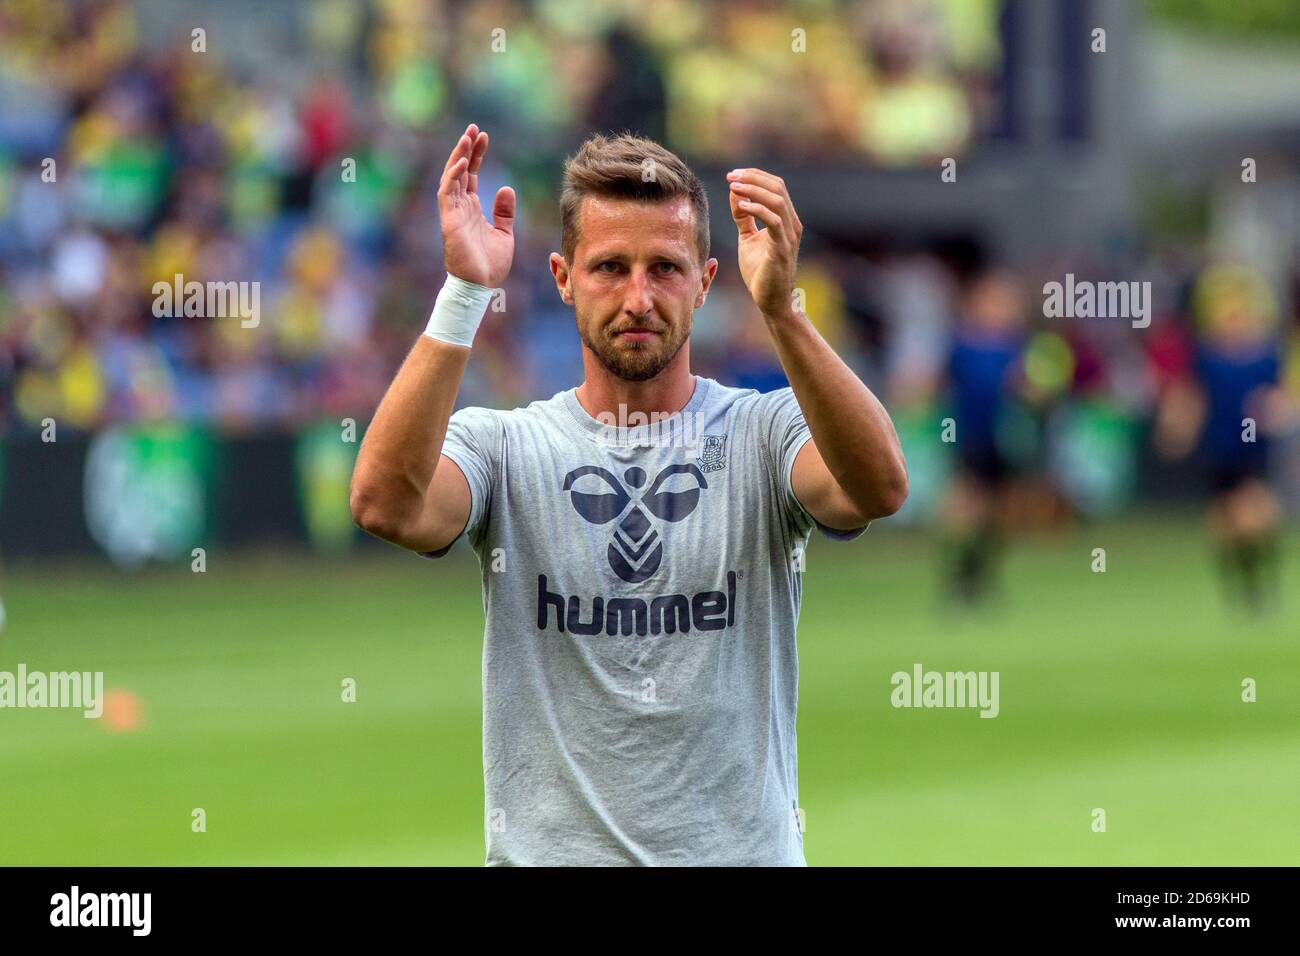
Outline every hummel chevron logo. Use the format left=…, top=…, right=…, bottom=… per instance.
left=561, top=463, right=709, bottom=583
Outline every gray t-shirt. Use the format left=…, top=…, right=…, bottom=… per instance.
left=431, top=375, right=867, bottom=865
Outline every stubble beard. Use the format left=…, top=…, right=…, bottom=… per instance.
left=577, top=310, right=691, bottom=383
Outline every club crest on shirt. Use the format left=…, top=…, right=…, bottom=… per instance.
left=697, top=434, right=727, bottom=474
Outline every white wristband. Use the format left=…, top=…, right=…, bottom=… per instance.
left=424, top=273, right=494, bottom=347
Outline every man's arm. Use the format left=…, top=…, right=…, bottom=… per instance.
left=727, top=167, right=908, bottom=528
left=350, top=337, right=475, bottom=551
left=349, top=123, right=515, bottom=552
left=767, top=309, right=908, bottom=528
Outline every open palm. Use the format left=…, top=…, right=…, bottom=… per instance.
left=728, top=167, right=802, bottom=319
left=439, top=124, right=515, bottom=288
left=736, top=225, right=788, bottom=316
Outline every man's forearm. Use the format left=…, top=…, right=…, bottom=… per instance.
left=763, top=305, right=908, bottom=518
left=350, top=122, right=509, bottom=549
left=349, top=336, right=470, bottom=540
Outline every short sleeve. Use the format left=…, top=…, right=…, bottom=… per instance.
left=757, top=387, right=869, bottom=543
left=421, top=405, right=501, bottom=558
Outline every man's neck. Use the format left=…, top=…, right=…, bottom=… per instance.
left=575, top=348, right=697, bottom=422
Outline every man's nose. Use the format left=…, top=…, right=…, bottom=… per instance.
left=623, top=268, right=653, bottom=317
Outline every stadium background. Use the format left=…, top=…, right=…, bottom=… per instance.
left=1, top=0, right=1297, bottom=865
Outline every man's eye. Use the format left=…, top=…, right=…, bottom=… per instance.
left=655, top=262, right=677, bottom=274
left=597, top=262, right=619, bottom=273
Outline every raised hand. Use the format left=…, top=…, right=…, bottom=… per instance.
left=438, top=123, right=516, bottom=287
left=727, top=167, right=803, bottom=321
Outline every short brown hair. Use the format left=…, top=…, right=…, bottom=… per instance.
left=559, top=131, right=710, bottom=265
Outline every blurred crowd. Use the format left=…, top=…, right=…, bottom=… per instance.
left=0, top=0, right=1001, bottom=434
left=2, top=0, right=1297, bottom=512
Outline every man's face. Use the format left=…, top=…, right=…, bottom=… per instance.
left=551, top=195, right=718, bottom=382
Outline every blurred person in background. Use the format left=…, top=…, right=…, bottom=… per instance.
left=939, top=267, right=1031, bottom=606
left=1155, top=263, right=1293, bottom=612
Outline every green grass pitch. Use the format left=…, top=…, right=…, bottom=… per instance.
left=1, top=514, right=1296, bottom=865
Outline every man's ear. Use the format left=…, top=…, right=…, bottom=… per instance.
left=549, top=252, right=573, bottom=304
left=695, top=257, right=719, bottom=308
